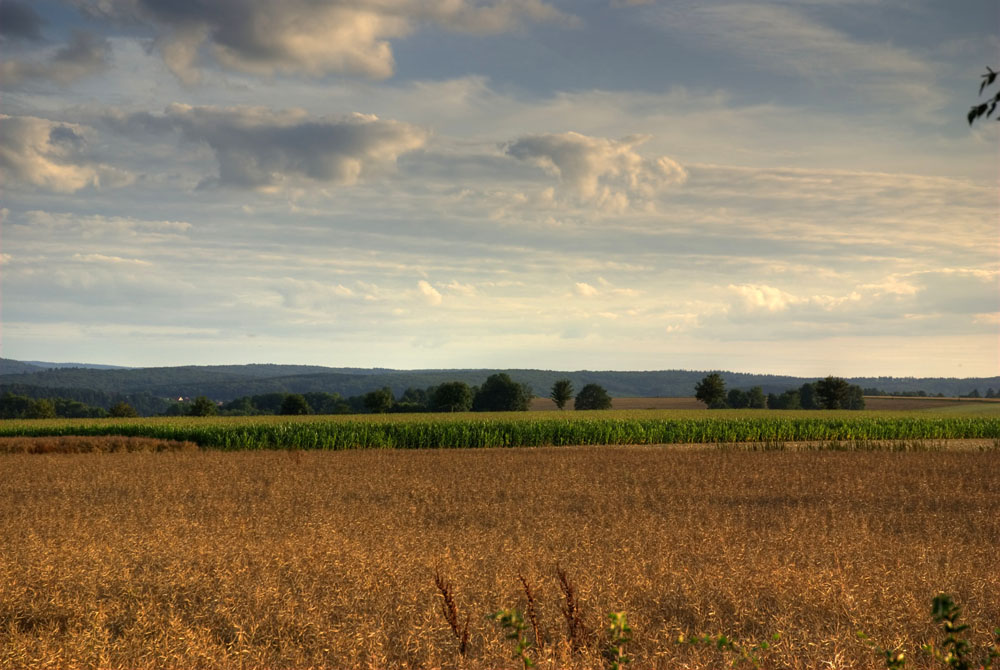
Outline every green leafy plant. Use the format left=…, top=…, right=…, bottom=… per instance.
left=858, top=630, right=907, bottom=669
left=677, top=631, right=780, bottom=667
left=491, top=608, right=534, bottom=668
left=862, top=594, right=999, bottom=670
left=605, top=611, right=632, bottom=669
left=922, top=594, right=999, bottom=670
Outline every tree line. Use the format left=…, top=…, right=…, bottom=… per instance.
left=694, top=374, right=866, bottom=410
left=168, top=376, right=616, bottom=417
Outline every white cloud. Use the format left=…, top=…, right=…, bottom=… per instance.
left=72, top=253, right=152, bottom=266
left=444, top=280, right=478, bottom=297
left=505, top=131, right=686, bottom=211
left=729, top=283, right=796, bottom=312
left=574, top=282, right=599, bottom=297
left=418, top=280, right=443, bottom=305
left=0, top=115, right=132, bottom=193
left=21, top=211, right=192, bottom=239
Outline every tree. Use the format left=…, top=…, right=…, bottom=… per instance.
left=968, top=67, right=1000, bottom=125
left=799, top=382, right=820, bottom=410
left=472, top=373, right=532, bottom=412
left=550, top=379, right=574, bottom=410
left=694, top=373, right=726, bottom=408
left=431, top=382, right=473, bottom=412
left=0, top=392, right=34, bottom=419
left=574, top=383, right=612, bottom=410
left=771, top=389, right=801, bottom=410
left=280, top=394, right=312, bottom=415
left=845, top=385, right=865, bottom=410
left=815, top=376, right=853, bottom=409
left=26, top=398, right=56, bottom=419
left=400, top=387, right=430, bottom=407
left=363, top=387, right=395, bottom=414
left=727, top=388, right=749, bottom=409
left=747, top=386, right=766, bottom=409
left=108, top=401, right=139, bottom=418
left=188, top=396, right=217, bottom=416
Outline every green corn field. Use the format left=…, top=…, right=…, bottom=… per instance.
left=2, top=409, right=998, bottom=450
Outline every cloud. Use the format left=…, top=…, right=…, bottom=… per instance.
left=0, top=115, right=132, bottom=192
left=0, top=31, right=111, bottom=85
left=418, top=280, right=443, bottom=306
left=108, top=104, right=428, bottom=190
left=21, top=211, right=192, bottom=239
left=72, top=253, right=152, bottom=266
left=729, top=283, right=798, bottom=312
left=654, top=3, right=942, bottom=110
left=67, top=0, right=571, bottom=83
left=574, top=282, right=599, bottom=297
left=505, top=131, right=686, bottom=210
left=0, top=0, right=43, bottom=41
left=670, top=3, right=931, bottom=79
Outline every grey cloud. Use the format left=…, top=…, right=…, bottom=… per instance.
left=0, top=31, right=110, bottom=85
left=0, top=115, right=132, bottom=192
left=0, top=0, right=44, bottom=40
left=67, top=0, right=571, bottom=83
left=108, top=104, right=428, bottom=190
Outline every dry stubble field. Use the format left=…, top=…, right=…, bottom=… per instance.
left=2, top=446, right=998, bottom=669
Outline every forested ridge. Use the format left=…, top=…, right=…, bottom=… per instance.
left=1, top=359, right=996, bottom=410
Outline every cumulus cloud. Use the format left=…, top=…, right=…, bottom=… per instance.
left=505, top=132, right=686, bottom=210
left=574, top=281, right=599, bottom=297
left=108, top=104, right=428, bottom=190
left=67, top=0, right=571, bottom=83
left=0, top=31, right=110, bottom=85
left=0, top=115, right=132, bottom=192
left=729, top=283, right=797, bottom=312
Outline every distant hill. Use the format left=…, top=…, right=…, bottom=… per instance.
left=0, top=359, right=44, bottom=375
left=0, top=360, right=997, bottom=404
left=22, top=361, right=133, bottom=370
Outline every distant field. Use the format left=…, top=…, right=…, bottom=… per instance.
left=1, top=402, right=998, bottom=450
left=531, top=396, right=706, bottom=410
left=533, top=396, right=1000, bottom=412
left=2, top=447, right=997, bottom=669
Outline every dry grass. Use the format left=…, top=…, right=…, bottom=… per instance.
left=1, top=447, right=998, bottom=669
left=0, top=435, right=199, bottom=454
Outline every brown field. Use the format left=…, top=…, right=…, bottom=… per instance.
left=2, top=447, right=998, bottom=669
left=0, top=435, right=199, bottom=454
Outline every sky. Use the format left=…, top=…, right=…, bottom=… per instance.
left=0, top=0, right=997, bottom=377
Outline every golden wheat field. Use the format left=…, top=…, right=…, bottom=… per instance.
left=2, top=445, right=998, bottom=669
